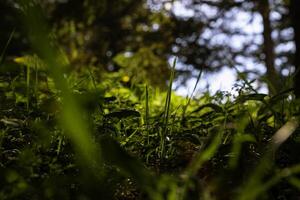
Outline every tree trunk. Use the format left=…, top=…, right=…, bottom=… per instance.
left=257, top=0, right=281, bottom=95
left=290, top=0, right=300, bottom=98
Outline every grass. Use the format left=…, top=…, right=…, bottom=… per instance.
left=161, top=57, right=176, bottom=159
left=1, top=1, right=300, bottom=199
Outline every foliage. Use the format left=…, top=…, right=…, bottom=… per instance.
left=1, top=0, right=299, bottom=93
left=1, top=0, right=300, bottom=200
left=2, top=53, right=300, bottom=199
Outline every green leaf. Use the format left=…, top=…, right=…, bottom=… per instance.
left=237, top=93, right=267, bottom=103
left=191, top=103, right=223, bottom=113
left=105, top=109, right=141, bottom=119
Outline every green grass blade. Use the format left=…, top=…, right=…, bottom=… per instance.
left=160, top=57, right=177, bottom=158
left=0, top=28, right=15, bottom=66
left=145, top=85, right=150, bottom=144
left=26, top=64, right=30, bottom=110
left=19, top=0, right=100, bottom=168
left=181, top=68, right=202, bottom=123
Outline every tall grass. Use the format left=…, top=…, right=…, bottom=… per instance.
left=16, top=1, right=159, bottom=199
left=160, top=57, right=176, bottom=158
left=145, top=85, right=150, bottom=144
left=181, top=68, right=203, bottom=125
left=18, top=0, right=100, bottom=170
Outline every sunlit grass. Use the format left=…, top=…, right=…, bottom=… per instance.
left=0, top=0, right=299, bottom=199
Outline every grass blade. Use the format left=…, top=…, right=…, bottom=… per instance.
left=160, top=57, right=177, bottom=158
left=0, top=28, right=15, bottom=66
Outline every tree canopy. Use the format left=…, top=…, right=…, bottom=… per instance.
left=1, top=0, right=299, bottom=94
